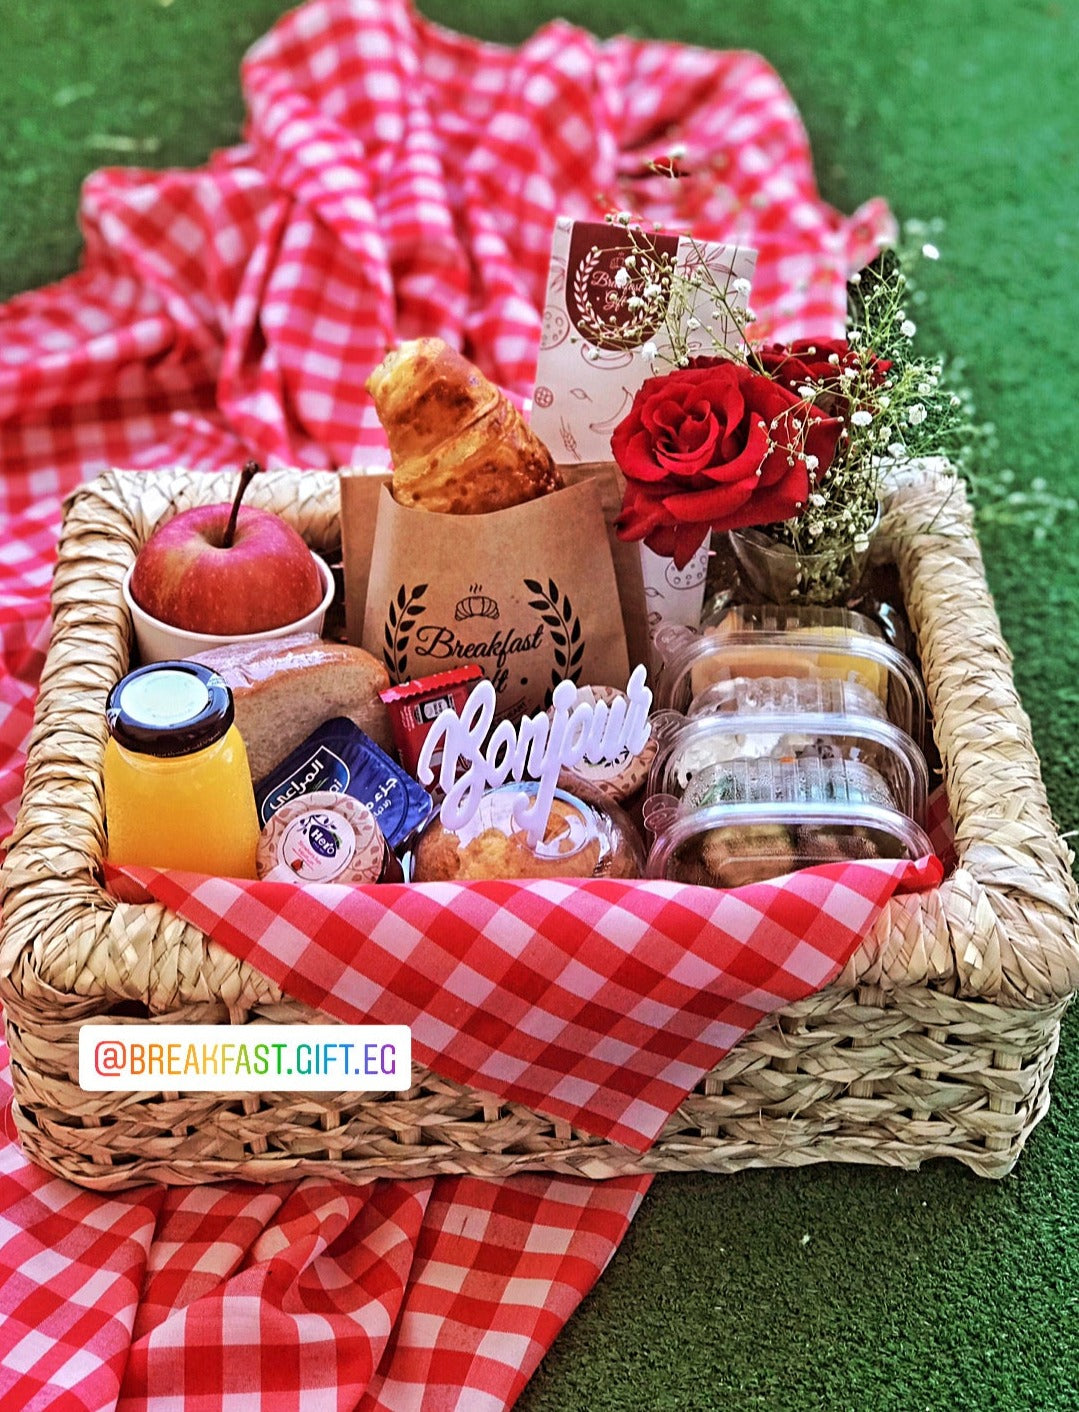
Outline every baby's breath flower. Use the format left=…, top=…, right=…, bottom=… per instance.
left=614, top=266, right=630, bottom=289
left=922, top=243, right=940, bottom=260
left=598, top=220, right=1014, bottom=595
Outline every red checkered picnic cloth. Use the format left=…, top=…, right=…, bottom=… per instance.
left=0, top=1, right=912, bottom=1407
left=110, top=858, right=942, bottom=1153
left=0, top=1085, right=650, bottom=1411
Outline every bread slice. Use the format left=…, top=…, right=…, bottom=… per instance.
left=191, top=632, right=391, bottom=782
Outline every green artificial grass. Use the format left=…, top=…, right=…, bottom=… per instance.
left=4, top=2, right=1079, bottom=1408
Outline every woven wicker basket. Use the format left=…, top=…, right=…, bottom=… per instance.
left=2, top=466, right=1077, bottom=1190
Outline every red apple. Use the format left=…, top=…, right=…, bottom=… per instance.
left=130, top=462, right=324, bottom=635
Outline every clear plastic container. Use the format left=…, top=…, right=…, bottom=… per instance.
left=645, top=796, right=933, bottom=889
left=657, top=629, right=926, bottom=744
left=409, top=776, right=645, bottom=882
left=687, top=674, right=888, bottom=724
left=647, top=710, right=928, bottom=823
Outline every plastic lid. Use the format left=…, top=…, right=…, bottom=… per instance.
left=411, top=778, right=644, bottom=881
left=646, top=712, right=928, bottom=823
left=687, top=674, right=887, bottom=723
left=657, top=630, right=926, bottom=743
left=685, top=755, right=896, bottom=811
left=645, top=800, right=933, bottom=888
left=105, top=660, right=234, bottom=758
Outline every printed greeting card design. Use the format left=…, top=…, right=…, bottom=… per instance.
left=530, top=218, right=758, bottom=466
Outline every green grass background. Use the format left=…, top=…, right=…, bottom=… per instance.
left=4, top=1, right=1079, bottom=1408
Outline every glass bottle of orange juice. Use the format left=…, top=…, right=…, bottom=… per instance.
left=103, top=661, right=260, bottom=878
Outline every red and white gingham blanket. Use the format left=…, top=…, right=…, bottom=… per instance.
left=0, top=2, right=919, bottom=1407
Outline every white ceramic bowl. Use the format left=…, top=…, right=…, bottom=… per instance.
left=122, top=553, right=335, bottom=664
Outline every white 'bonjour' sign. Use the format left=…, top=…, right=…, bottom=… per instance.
left=415, top=665, right=653, bottom=848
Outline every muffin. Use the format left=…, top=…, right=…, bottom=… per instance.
left=410, top=777, right=644, bottom=882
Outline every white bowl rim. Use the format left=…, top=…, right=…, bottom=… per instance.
left=121, top=550, right=335, bottom=646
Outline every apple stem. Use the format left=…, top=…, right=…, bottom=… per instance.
left=222, top=461, right=261, bottom=549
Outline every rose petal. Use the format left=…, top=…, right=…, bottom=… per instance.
left=659, top=474, right=760, bottom=524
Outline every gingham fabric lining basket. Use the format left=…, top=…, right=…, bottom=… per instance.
left=1, top=464, right=1077, bottom=1190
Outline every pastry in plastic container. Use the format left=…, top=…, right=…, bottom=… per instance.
left=643, top=756, right=933, bottom=889
left=647, top=709, right=928, bottom=823
left=657, top=626, right=926, bottom=743
left=409, top=773, right=645, bottom=882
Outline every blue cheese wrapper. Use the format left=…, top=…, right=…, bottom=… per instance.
left=254, top=716, right=432, bottom=849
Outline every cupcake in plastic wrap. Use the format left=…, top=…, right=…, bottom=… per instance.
left=411, top=774, right=645, bottom=882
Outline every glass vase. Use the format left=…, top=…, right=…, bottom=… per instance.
left=727, top=505, right=882, bottom=607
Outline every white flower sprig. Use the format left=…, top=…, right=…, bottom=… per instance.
left=600, top=208, right=977, bottom=599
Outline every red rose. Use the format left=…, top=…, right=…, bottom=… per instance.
left=611, top=358, right=843, bottom=568
left=754, top=339, right=891, bottom=418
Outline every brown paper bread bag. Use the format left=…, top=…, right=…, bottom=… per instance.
left=341, top=474, right=634, bottom=723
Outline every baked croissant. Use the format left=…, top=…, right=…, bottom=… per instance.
left=366, top=337, right=562, bottom=514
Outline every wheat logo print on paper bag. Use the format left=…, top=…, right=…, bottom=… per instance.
left=359, top=481, right=630, bottom=724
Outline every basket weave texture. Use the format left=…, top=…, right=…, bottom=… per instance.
left=2, top=466, right=1077, bottom=1190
